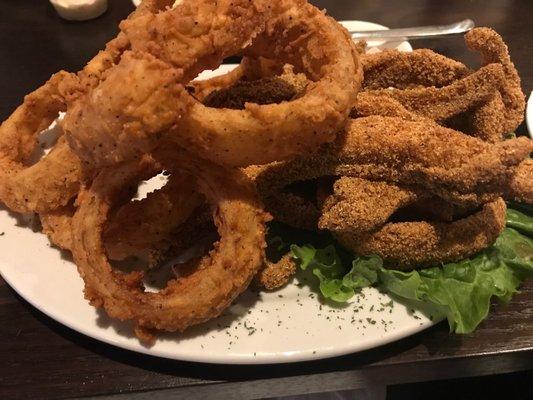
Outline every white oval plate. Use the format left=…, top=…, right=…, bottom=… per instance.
left=0, top=26, right=435, bottom=365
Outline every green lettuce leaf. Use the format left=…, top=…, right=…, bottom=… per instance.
left=378, top=230, right=533, bottom=333
left=343, top=255, right=381, bottom=289
left=290, top=244, right=355, bottom=302
left=280, top=206, right=533, bottom=334
left=506, top=208, right=533, bottom=236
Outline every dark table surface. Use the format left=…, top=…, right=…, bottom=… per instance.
left=1, top=1, right=532, bottom=399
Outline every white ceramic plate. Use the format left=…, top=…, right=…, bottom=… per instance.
left=0, top=24, right=436, bottom=365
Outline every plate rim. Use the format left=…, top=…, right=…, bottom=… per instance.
left=0, top=256, right=438, bottom=364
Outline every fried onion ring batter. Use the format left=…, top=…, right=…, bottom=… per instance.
left=41, top=165, right=204, bottom=267
left=70, top=150, right=269, bottom=342
left=0, top=73, right=82, bottom=213
left=173, top=0, right=362, bottom=166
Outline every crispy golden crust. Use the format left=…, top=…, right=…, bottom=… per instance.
left=505, top=159, right=533, bottom=204
left=0, top=136, right=83, bottom=214
left=78, top=32, right=131, bottom=90
left=465, top=27, right=525, bottom=134
left=360, top=28, right=525, bottom=143
left=447, top=92, right=508, bottom=143
left=103, top=173, right=204, bottom=264
left=334, top=198, right=507, bottom=269
left=0, top=77, right=85, bottom=215
left=188, top=59, right=308, bottom=102
left=319, top=177, right=420, bottom=233
left=65, top=0, right=273, bottom=168
left=352, top=92, right=428, bottom=121
left=0, top=0, right=529, bottom=342
left=173, top=0, right=363, bottom=166
left=318, top=177, right=494, bottom=268
left=64, top=51, right=190, bottom=169
left=0, top=0, right=165, bottom=215
left=0, top=11, right=138, bottom=215
left=40, top=205, right=76, bottom=251
left=41, top=170, right=204, bottom=267
left=365, top=63, right=505, bottom=122
left=445, top=28, right=525, bottom=142
left=71, top=150, right=269, bottom=342
left=66, top=0, right=362, bottom=169
left=0, top=6, right=141, bottom=216
left=255, top=117, right=532, bottom=228
left=188, top=64, right=247, bottom=102
left=120, top=0, right=271, bottom=81
left=361, top=48, right=470, bottom=90
left=256, top=253, right=297, bottom=290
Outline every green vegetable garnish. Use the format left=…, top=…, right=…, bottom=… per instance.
left=269, top=205, right=533, bottom=334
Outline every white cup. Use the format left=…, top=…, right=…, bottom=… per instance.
left=50, top=0, right=108, bottom=21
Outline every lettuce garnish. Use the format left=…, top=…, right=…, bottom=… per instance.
left=268, top=206, right=533, bottom=333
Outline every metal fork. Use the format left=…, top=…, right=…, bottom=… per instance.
left=350, top=19, right=475, bottom=41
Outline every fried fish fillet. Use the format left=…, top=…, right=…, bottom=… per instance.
left=318, top=177, right=503, bottom=268
left=334, top=198, right=507, bottom=269
left=365, top=63, right=506, bottom=123
left=254, top=116, right=533, bottom=228
left=361, top=48, right=469, bottom=90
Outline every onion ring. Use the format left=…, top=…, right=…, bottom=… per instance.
left=186, top=57, right=299, bottom=102
left=64, top=0, right=274, bottom=168
left=0, top=10, right=138, bottom=213
left=120, top=0, right=271, bottom=81
left=103, top=171, right=203, bottom=264
left=40, top=205, right=77, bottom=251
left=63, top=51, right=190, bottom=168
left=0, top=73, right=82, bottom=213
left=70, top=149, right=269, bottom=342
left=65, top=0, right=362, bottom=168
left=41, top=164, right=204, bottom=267
left=173, top=0, right=362, bottom=166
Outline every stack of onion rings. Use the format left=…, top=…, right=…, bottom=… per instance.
left=0, top=0, right=364, bottom=341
